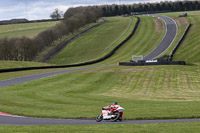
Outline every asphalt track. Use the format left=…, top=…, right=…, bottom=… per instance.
left=1, top=115, right=200, bottom=125
left=0, top=65, right=112, bottom=88
left=0, top=15, right=199, bottom=125
left=143, top=15, right=177, bottom=60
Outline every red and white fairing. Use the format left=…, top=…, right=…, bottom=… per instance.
left=101, top=105, right=124, bottom=120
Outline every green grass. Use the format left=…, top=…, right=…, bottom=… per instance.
left=48, top=15, right=165, bottom=65
left=154, top=13, right=188, bottom=59
left=0, top=67, right=76, bottom=81
left=0, top=64, right=199, bottom=119
left=0, top=12, right=199, bottom=126
left=0, top=61, right=51, bottom=69
left=97, top=15, right=165, bottom=65
left=1, top=122, right=200, bottom=133
left=157, top=11, right=200, bottom=62
left=36, top=20, right=104, bottom=62
left=0, top=21, right=60, bottom=38
left=48, top=17, right=137, bottom=65
left=172, top=11, right=200, bottom=62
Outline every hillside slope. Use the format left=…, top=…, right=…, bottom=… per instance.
left=0, top=12, right=200, bottom=121
left=48, top=15, right=165, bottom=65
left=157, top=11, right=200, bottom=63
left=173, top=11, right=200, bottom=63
left=98, top=15, right=165, bottom=65
left=0, top=21, right=59, bottom=38
left=48, top=17, right=136, bottom=65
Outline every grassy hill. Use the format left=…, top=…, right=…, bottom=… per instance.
left=0, top=61, right=51, bottom=69
left=48, top=15, right=165, bottom=65
left=172, top=11, right=200, bottom=62
left=98, top=15, right=165, bottom=65
left=0, top=11, right=200, bottom=122
left=48, top=17, right=136, bottom=65
left=0, top=21, right=59, bottom=38
left=0, top=64, right=199, bottom=120
left=157, top=11, right=200, bottom=63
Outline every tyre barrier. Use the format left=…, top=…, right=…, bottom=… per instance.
left=0, top=17, right=140, bottom=73
left=119, top=60, right=185, bottom=66
left=169, top=23, right=191, bottom=61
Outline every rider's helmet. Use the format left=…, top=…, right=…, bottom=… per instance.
left=113, top=102, right=118, bottom=105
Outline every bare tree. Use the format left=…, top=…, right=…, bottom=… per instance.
left=50, top=8, right=63, bottom=20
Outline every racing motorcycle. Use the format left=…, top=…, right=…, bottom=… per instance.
left=96, top=105, right=124, bottom=122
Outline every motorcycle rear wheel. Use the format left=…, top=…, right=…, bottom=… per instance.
left=96, top=114, right=103, bottom=122
left=111, top=112, right=120, bottom=122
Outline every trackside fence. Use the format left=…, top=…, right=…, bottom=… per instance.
left=119, top=61, right=185, bottom=66
left=169, top=23, right=191, bottom=61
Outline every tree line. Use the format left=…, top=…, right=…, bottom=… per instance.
left=100, top=0, right=200, bottom=16
left=1, top=0, right=200, bottom=61
left=0, top=6, right=102, bottom=61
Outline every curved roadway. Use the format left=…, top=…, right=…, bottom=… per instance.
left=0, top=15, right=198, bottom=125
left=1, top=115, right=200, bottom=125
left=0, top=66, right=111, bottom=88
left=143, top=15, right=177, bottom=60
left=1, top=65, right=200, bottom=125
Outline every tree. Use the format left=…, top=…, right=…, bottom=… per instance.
left=50, top=8, right=63, bottom=20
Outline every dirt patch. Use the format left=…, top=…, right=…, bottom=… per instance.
left=100, top=70, right=115, bottom=73
left=175, top=17, right=189, bottom=28
left=154, top=18, right=164, bottom=33
left=120, top=68, right=148, bottom=72
left=81, top=69, right=115, bottom=74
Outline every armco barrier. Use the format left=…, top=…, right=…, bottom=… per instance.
left=169, top=23, right=191, bottom=61
left=0, top=17, right=140, bottom=73
left=119, top=60, right=185, bottom=66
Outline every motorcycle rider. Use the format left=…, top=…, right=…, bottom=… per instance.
left=109, top=102, right=119, bottom=115
left=111, top=102, right=120, bottom=109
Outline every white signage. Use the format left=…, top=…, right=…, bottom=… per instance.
left=146, top=60, right=158, bottom=63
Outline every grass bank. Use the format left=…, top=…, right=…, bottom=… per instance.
left=0, top=21, right=59, bottom=38
left=0, top=64, right=199, bottom=119
left=172, top=11, right=200, bottom=62
left=48, top=15, right=165, bottom=66
left=1, top=122, right=200, bottom=133
left=97, top=15, right=165, bottom=65
left=157, top=11, right=200, bottom=62
left=0, top=12, right=199, bottom=122
left=0, top=61, right=51, bottom=69
left=48, top=17, right=136, bottom=65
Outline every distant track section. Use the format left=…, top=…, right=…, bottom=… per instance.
left=143, top=15, right=177, bottom=60
left=0, top=65, right=113, bottom=88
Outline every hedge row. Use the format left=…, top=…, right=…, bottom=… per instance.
left=0, top=7, right=102, bottom=61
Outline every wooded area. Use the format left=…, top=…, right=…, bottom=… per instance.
left=101, top=1, right=200, bottom=16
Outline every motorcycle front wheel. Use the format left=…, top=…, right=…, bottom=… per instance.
left=96, top=114, right=103, bottom=122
